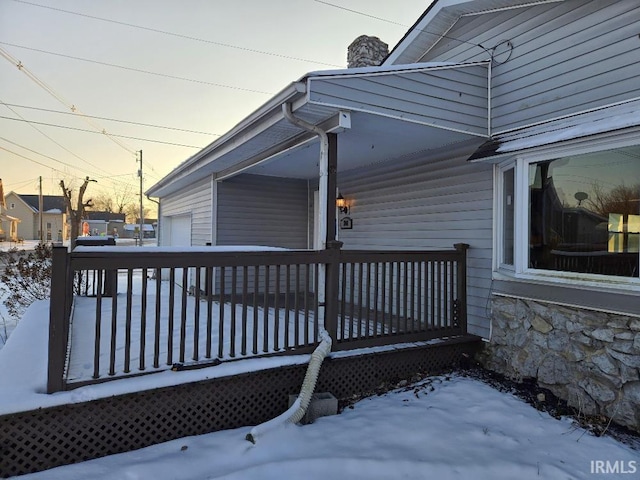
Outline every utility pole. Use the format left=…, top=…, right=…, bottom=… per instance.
left=137, top=150, right=144, bottom=246
left=38, top=176, right=43, bottom=242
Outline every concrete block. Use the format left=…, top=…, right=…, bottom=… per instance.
left=288, top=392, right=338, bottom=425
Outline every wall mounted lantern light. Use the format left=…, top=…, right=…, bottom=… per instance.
left=336, top=193, right=350, bottom=215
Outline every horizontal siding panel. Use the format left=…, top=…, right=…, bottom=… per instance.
left=217, top=174, right=308, bottom=249
left=332, top=149, right=494, bottom=338
left=161, top=177, right=212, bottom=246
left=419, top=0, right=640, bottom=131
left=309, top=66, right=489, bottom=134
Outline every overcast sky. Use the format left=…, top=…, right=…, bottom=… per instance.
left=1, top=0, right=431, bottom=198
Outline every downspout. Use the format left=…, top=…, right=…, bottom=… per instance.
left=245, top=103, right=333, bottom=443
left=282, top=102, right=329, bottom=251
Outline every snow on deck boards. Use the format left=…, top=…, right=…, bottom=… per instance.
left=69, top=287, right=318, bottom=383
left=67, top=272, right=386, bottom=383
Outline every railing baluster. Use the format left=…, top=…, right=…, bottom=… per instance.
left=206, top=266, right=213, bottom=359
left=304, top=264, right=310, bottom=345
left=417, top=262, right=422, bottom=331
left=93, top=272, right=103, bottom=379
left=140, top=269, right=148, bottom=371
left=357, top=262, right=363, bottom=338
left=437, top=261, right=442, bottom=329
left=180, top=268, right=188, bottom=363
left=410, top=262, right=416, bottom=332
left=443, top=261, right=449, bottom=328
left=108, top=271, right=118, bottom=376
left=403, top=261, right=409, bottom=333
left=284, top=265, right=290, bottom=349
left=218, top=266, right=226, bottom=359
left=396, top=262, right=402, bottom=333
left=230, top=266, right=237, bottom=358
left=124, top=269, right=133, bottom=373
left=313, top=263, right=319, bottom=343
left=263, top=265, right=269, bottom=352
left=153, top=268, right=161, bottom=369
left=349, top=263, right=355, bottom=340
left=365, top=263, right=371, bottom=338
left=241, top=266, right=248, bottom=356
left=194, top=267, right=201, bottom=361
left=430, top=261, right=436, bottom=330
left=380, top=262, right=387, bottom=335
left=387, top=262, right=394, bottom=335
left=339, top=262, right=346, bottom=340
left=274, top=264, right=280, bottom=350
left=167, top=268, right=175, bottom=365
left=253, top=266, right=259, bottom=354
left=373, top=262, right=379, bottom=336
left=294, top=264, right=300, bottom=347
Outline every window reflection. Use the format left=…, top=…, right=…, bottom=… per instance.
left=528, top=146, right=640, bottom=277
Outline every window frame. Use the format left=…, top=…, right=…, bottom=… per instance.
left=494, top=134, right=640, bottom=291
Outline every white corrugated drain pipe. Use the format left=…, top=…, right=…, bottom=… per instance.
left=245, top=103, right=333, bottom=444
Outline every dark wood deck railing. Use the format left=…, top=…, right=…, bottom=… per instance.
left=47, top=243, right=468, bottom=392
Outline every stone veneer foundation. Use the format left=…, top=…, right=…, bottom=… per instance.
left=479, top=296, right=640, bottom=431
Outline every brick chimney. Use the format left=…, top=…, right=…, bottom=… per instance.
left=347, top=35, right=389, bottom=68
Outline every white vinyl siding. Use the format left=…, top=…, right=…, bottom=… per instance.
left=160, top=176, right=212, bottom=246
left=216, top=174, right=309, bottom=249
left=336, top=146, right=494, bottom=338
left=309, top=63, right=490, bottom=136
left=415, top=0, right=640, bottom=132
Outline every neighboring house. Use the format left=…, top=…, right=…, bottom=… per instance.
left=147, top=0, right=640, bottom=430
left=3, top=192, right=68, bottom=241
left=85, top=211, right=126, bottom=237
left=122, top=223, right=155, bottom=239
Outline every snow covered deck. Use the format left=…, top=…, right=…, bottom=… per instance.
left=50, top=245, right=470, bottom=391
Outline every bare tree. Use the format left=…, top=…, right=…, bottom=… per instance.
left=60, top=176, right=96, bottom=247
left=587, top=183, right=640, bottom=217
left=90, top=185, right=136, bottom=215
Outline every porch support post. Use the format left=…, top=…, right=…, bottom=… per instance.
left=326, top=133, right=338, bottom=245
left=48, top=245, right=71, bottom=393
left=454, top=243, right=469, bottom=334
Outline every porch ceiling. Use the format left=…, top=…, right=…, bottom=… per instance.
left=246, top=111, right=478, bottom=179
left=148, top=61, right=490, bottom=197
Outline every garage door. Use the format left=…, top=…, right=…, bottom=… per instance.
left=169, top=214, right=191, bottom=247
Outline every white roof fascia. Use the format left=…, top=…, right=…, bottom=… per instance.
left=385, top=0, right=566, bottom=65
left=215, top=111, right=352, bottom=182
left=384, top=0, right=456, bottom=65
left=146, top=82, right=306, bottom=197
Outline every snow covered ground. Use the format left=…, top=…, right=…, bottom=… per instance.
left=1, top=243, right=638, bottom=478
left=17, top=373, right=640, bottom=480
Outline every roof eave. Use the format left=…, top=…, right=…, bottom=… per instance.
left=146, top=81, right=307, bottom=197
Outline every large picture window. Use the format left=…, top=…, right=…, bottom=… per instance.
left=498, top=144, right=640, bottom=281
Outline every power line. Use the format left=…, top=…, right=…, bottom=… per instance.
left=0, top=45, right=138, bottom=154
left=1, top=102, right=221, bottom=136
left=314, top=0, right=406, bottom=26
left=0, top=115, right=204, bottom=148
left=0, top=135, right=93, bottom=173
left=0, top=42, right=275, bottom=96
left=0, top=137, right=141, bottom=192
left=11, top=0, right=342, bottom=68
left=1, top=144, right=76, bottom=175
left=313, top=0, right=493, bottom=58
left=0, top=99, right=114, bottom=176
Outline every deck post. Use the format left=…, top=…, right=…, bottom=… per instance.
left=453, top=243, right=469, bottom=334
left=324, top=240, right=343, bottom=347
left=48, top=245, right=71, bottom=393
